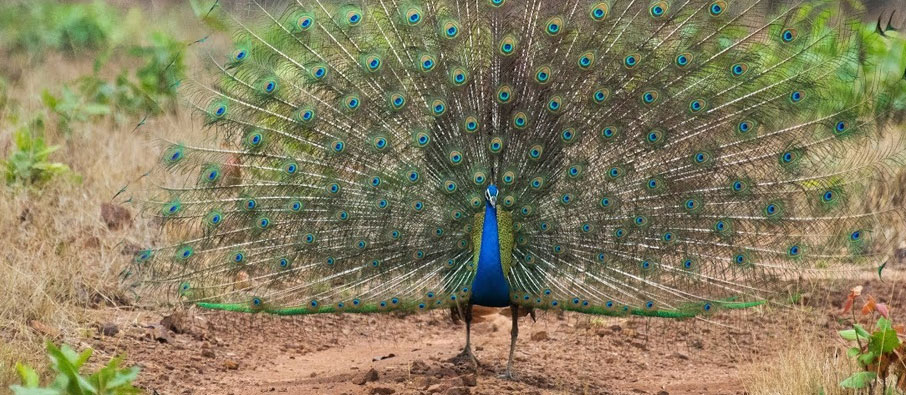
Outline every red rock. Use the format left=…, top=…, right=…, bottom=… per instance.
left=531, top=331, right=549, bottom=341
left=100, top=202, right=132, bottom=230
left=353, top=368, right=379, bottom=385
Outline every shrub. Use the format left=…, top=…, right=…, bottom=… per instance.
left=838, top=286, right=906, bottom=393
left=0, top=1, right=117, bottom=57
left=9, top=342, right=140, bottom=395
left=1, top=116, right=75, bottom=187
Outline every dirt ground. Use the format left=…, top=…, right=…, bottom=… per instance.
left=77, top=278, right=903, bottom=395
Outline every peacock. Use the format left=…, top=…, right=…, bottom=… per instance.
left=129, top=0, right=906, bottom=378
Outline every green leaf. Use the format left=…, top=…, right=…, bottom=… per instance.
left=840, top=371, right=877, bottom=388
left=8, top=386, right=60, bottom=395
left=34, top=145, right=60, bottom=160
left=107, top=366, right=140, bottom=389
left=839, top=329, right=868, bottom=341
left=876, top=317, right=893, bottom=331
left=868, top=328, right=901, bottom=355
left=15, top=362, right=40, bottom=388
left=858, top=350, right=876, bottom=366
left=846, top=347, right=861, bottom=358
left=45, top=343, right=95, bottom=395
left=41, top=90, right=59, bottom=110
left=81, top=103, right=111, bottom=116
left=854, top=324, right=871, bottom=339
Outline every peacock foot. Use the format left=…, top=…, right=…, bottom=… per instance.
left=450, top=346, right=481, bottom=367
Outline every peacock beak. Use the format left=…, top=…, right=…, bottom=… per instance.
left=488, top=195, right=497, bottom=208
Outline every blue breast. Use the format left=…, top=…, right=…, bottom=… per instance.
left=470, top=204, right=511, bottom=307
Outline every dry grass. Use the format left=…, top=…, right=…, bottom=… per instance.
left=742, top=314, right=856, bottom=395
left=743, top=274, right=906, bottom=394
left=0, top=56, right=181, bottom=386
left=0, top=5, right=205, bottom=384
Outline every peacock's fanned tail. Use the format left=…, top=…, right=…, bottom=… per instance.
left=132, top=0, right=906, bottom=318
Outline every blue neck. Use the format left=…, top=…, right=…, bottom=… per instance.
left=470, top=203, right=511, bottom=307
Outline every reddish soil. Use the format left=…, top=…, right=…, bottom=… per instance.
left=81, top=277, right=904, bottom=395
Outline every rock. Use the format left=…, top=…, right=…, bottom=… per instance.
left=671, top=352, right=689, bottom=361
left=595, top=328, right=609, bottom=337
left=460, top=374, right=477, bottom=387
left=18, top=206, right=32, bottom=223
left=149, top=325, right=172, bottom=343
left=370, top=387, right=395, bottom=395
left=530, top=331, right=549, bottom=341
left=28, top=320, right=61, bottom=339
left=657, top=391, right=670, bottom=395
left=100, top=202, right=132, bottom=230
left=446, top=387, right=471, bottom=395
left=353, top=368, right=379, bottom=385
left=161, top=312, right=190, bottom=334
left=436, top=367, right=457, bottom=378
left=610, top=324, right=623, bottom=332
left=426, top=383, right=449, bottom=394
left=410, top=359, right=430, bottom=374
left=223, top=360, right=239, bottom=370
left=201, top=348, right=216, bottom=358
left=100, top=322, right=119, bottom=337
left=630, top=340, right=648, bottom=350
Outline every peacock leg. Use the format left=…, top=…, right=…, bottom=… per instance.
left=454, top=303, right=481, bottom=367
left=503, top=304, right=519, bottom=379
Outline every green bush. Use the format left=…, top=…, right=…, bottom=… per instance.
left=2, top=116, right=75, bottom=187
left=9, top=342, right=140, bottom=395
left=131, top=32, right=186, bottom=111
left=39, top=25, right=187, bottom=131
left=0, top=1, right=117, bottom=57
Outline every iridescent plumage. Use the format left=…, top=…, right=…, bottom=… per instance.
left=131, top=0, right=906, bottom=377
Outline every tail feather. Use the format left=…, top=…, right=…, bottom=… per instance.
left=130, top=0, right=906, bottom=318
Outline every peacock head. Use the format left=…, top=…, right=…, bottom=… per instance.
left=485, top=185, right=499, bottom=208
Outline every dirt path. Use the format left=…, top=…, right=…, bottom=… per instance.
left=80, top=278, right=904, bottom=394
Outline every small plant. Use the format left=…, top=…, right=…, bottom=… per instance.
left=130, top=32, right=186, bottom=111
left=839, top=285, right=906, bottom=393
left=41, top=29, right=187, bottom=132
left=1, top=116, right=74, bottom=187
left=42, top=84, right=112, bottom=134
left=9, top=342, right=140, bottom=395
